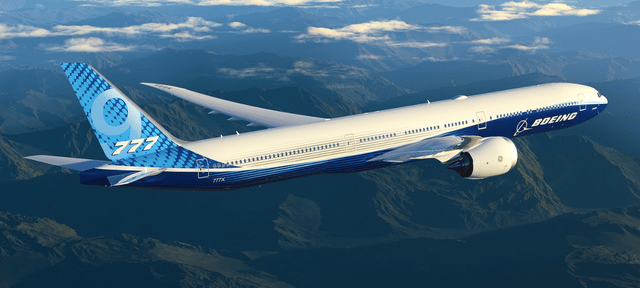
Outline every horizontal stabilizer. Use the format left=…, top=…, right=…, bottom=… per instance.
left=108, top=168, right=166, bottom=187
left=25, top=155, right=110, bottom=171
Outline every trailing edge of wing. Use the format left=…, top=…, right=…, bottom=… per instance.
left=142, top=83, right=325, bottom=128
left=368, top=136, right=482, bottom=163
left=25, top=155, right=110, bottom=171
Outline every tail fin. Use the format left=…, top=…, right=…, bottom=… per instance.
left=60, top=63, right=183, bottom=161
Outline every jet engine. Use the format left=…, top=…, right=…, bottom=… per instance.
left=447, top=137, right=518, bottom=179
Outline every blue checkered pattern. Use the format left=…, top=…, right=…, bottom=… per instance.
left=112, top=146, right=208, bottom=168
left=104, top=98, right=128, bottom=126
left=60, top=63, right=223, bottom=169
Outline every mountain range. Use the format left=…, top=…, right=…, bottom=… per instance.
left=2, top=205, right=639, bottom=287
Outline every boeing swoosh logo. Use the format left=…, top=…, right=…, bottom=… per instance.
left=514, top=119, right=532, bottom=136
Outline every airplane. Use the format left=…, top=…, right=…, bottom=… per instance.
left=26, top=63, right=608, bottom=190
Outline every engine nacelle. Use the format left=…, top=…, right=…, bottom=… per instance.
left=447, top=137, right=518, bottom=179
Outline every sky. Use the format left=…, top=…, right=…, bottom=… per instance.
left=1, top=0, right=637, bottom=54
left=9, top=0, right=640, bottom=9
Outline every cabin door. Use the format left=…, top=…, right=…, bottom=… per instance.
left=476, top=111, right=487, bottom=130
left=578, top=93, right=586, bottom=111
left=196, top=159, right=209, bottom=179
left=344, top=134, right=356, bottom=154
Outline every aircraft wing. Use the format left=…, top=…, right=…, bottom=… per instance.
left=142, top=83, right=326, bottom=128
left=368, top=136, right=482, bottom=163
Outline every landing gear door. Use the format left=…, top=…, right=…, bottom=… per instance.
left=196, top=159, right=209, bottom=179
left=578, top=93, right=586, bottom=111
left=476, top=111, right=487, bottom=130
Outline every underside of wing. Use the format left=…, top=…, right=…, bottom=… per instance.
left=142, top=83, right=326, bottom=128
left=368, top=136, right=482, bottom=164
left=370, top=136, right=519, bottom=179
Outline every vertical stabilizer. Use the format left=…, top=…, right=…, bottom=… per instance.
left=60, top=63, right=183, bottom=161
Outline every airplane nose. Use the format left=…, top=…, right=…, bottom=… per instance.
left=598, top=95, right=608, bottom=113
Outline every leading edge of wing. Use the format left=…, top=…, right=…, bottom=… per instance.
left=141, top=83, right=326, bottom=128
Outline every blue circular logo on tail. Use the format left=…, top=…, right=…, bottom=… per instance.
left=103, top=98, right=128, bottom=127
left=91, top=89, right=142, bottom=159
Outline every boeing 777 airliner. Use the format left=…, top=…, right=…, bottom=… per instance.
left=26, top=63, right=608, bottom=190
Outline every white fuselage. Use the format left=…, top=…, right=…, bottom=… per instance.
left=184, top=83, right=604, bottom=171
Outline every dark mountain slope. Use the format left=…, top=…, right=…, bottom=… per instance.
left=255, top=207, right=640, bottom=288
left=0, top=211, right=292, bottom=288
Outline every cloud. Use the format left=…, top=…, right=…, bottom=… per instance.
left=290, top=60, right=330, bottom=77
left=503, top=37, right=552, bottom=51
left=469, top=37, right=510, bottom=45
left=297, top=20, right=465, bottom=44
left=470, top=46, right=497, bottom=54
left=421, top=57, right=453, bottom=62
left=424, top=26, right=467, bottom=34
left=53, top=17, right=221, bottom=37
left=218, top=65, right=277, bottom=78
left=159, top=32, right=215, bottom=41
left=0, top=17, right=220, bottom=41
left=356, top=54, right=386, bottom=60
left=0, top=24, right=52, bottom=39
left=531, top=3, right=600, bottom=16
left=201, top=0, right=343, bottom=6
left=228, top=22, right=247, bottom=29
left=45, top=37, right=144, bottom=52
left=228, top=22, right=270, bottom=33
left=351, top=4, right=378, bottom=8
left=0, top=55, right=16, bottom=61
left=473, top=1, right=601, bottom=21
left=216, top=61, right=330, bottom=80
left=71, top=0, right=343, bottom=7
left=70, top=0, right=194, bottom=7
left=387, top=41, right=447, bottom=48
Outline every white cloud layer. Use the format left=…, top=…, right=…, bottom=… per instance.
left=356, top=54, right=385, bottom=60
left=218, top=65, right=276, bottom=78
left=0, top=17, right=221, bottom=40
left=473, top=1, right=601, bottom=21
left=296, top=20, right=465, bottom=45
left=228, top=22, right=270, bottom=33
left=216, top=60, right=375, bottom=82
left=504, top=37, right=552, bottom=51
left=45, top=37, right=144, bottom=52
left=387, top=41, right=447, bottom=48
left=0, top=24, right=51, bottom=39
left=469, top=37, right=511, bottom=45
left=470, top=46, right=497, bottom=54
left=67, top=0, right=342, bottom=7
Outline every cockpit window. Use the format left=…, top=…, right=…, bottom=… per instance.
left=597, top=91, right=603, bottom=98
